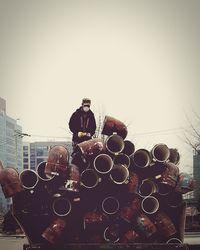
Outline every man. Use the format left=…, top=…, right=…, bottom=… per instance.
left=69, top=98, right=96, bottom=150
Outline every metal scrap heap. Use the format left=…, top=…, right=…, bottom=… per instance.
left=0, top=116, right=195, bottom=246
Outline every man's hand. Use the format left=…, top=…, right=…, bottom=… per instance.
left=78, top=132, right=87, bottom=137
left=78, top=132, right=91, bottom=137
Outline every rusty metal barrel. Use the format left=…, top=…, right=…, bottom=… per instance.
left=138, top=179, right=158, bottom=197
left=122, top=140, right=135, bottom=156
left=94, top=154, right=113, bottom=175
left=64, top=163, right=80, bottom=193
left=110, top=164, right=129, bottom=185
left=45, top=145, right=69, bottom=179
left=141, top=196, right=159, bottom=214
left=102, top=116, right=128, bottom=139
left=151, top=143, right=170, bottom=163
left=81, top=169, right=100, bottom=189
left=131, top=149, right=152, bottom=168
left=0, top=167, right=23, bottom=198
left=42, top=218, right=67, bottom=244
left=153, top=211, right=177, bottom=238
left=156, top=162, right=179, bottom=188
left=169, top=148, right=180, bottom=165
left=134, top=213, right=157, bottom=239
left=36, top=161, right=51, bottom=182
left=113, top=153, right=131, bottom=169
left=76, top=138, right=104, bottom=157
left=105, top=134, right=125, bottom=155
left=19, top=169, right=39, bottom=190
left=102, top=196, right=120, bottom=215
left=52, top=197, right=72, bottom=217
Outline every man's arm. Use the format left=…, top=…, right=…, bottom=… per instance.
left=69, top=112, right=78, bottom=134
left=90, top=113, right=97, bottom=136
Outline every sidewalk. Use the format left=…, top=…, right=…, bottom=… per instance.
left=0, top=233, right=26, bottom=238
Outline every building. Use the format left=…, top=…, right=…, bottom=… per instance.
left=23, top=141, right=72, bottom=170
left=0, top=97, right=23, bottom=213
left=193, top=153, right=200, bottom=202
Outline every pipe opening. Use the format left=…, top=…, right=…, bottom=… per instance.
left=53, top=198, right=71, bottom=216
left=94, top=154, right=113, bottom=174
left=106, top=134, right=124, bottom=154
left=36, top=161, right=51, bottom=181
left=138, top=180, right=157, bottom=197
left=81, top=169, right=99, bottom=189
left=141, top=196, right=159, bottom=214
left=20, top=170, right=39, bottom=189
left=133, top=149, right=151, bottom=168
left=152, top=144, right=170, bottom=162
left=110, top=164, right=129, bottom=184
left=102, top=196, right=119, bottom=215
left=113, top=153, right=130, bottom=169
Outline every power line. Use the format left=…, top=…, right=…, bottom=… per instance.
left=30, top=134, right=69, bottom=139
left=132, top=127, right=187, bottom=136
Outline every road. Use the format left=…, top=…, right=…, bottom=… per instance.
left=184, top=232, right=200, bottom=245
left=0, top=234, right=199, bottom=250
left=0, top=236, right=28, bottom=250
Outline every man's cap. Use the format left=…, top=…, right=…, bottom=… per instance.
left=82, top=98, right=91, bottom=105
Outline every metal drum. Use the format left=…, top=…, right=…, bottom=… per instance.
left=103, top=224, right=120, bottom=243
left=80, top=169, right=100, bottom=189
left=45, top=145, right=69, bottom=178
left=156, top=162, right=179, bottom=188
left=36, top=161, right=51, bottom=182
left=64, top=164, right=80, bottom=193
left=0, top=167, right=23, bottom=198
left=110, top=164, right=129, bottom=185
left=122, top=140, right=135, bottom=156
left=20, top=169, right=39, bottom=190
left=42, top=218, right=66, bottom=244
left=105, top=134, right=125, bottom=155
left=102, top=196, right=120, bottom=215
left=76, top=138, right=104, bottom=157
left=138, top=179, right=158, bottom=197
left=52, top=197, right=72, bottom=217
left=94, top=154, right=113, bottom=175
left=154, top=211, right=177, bottom=238
left=113, top=153, right=131, bottom=169
left=131, top=149, right=152, bottom=168
left=141, top=196, right=159, bottom=214
left=134, top=213, right=157, bottom=238
left=169, top=148, right=180, bottom=165
left=102, top=115, right=128, bottom=139
left=151, top=143, right=170, bottom=163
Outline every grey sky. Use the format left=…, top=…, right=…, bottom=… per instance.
left=0, top=0, right=200, bottom=170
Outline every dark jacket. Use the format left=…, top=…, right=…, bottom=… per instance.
left=69, top=107, right=96, bottom=143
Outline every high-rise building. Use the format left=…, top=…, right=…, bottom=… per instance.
left=0, top=97, right=23, bottom=213
left=193, top=153, right=200, bottom=201
left=23, top=141, right=72, bottom=170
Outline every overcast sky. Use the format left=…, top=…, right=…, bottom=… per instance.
left=0, top=0, right=200, bottom=171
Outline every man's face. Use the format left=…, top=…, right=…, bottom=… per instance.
left=82, top=103, right=90, bottom=112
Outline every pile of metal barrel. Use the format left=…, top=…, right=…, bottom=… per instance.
left=0, top=116, right=195, bottom=246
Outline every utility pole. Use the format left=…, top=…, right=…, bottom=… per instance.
left=14, top=130, right=31, bottom=171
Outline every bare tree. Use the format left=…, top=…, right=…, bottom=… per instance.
left=183, top=110, right=200, bottom=154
